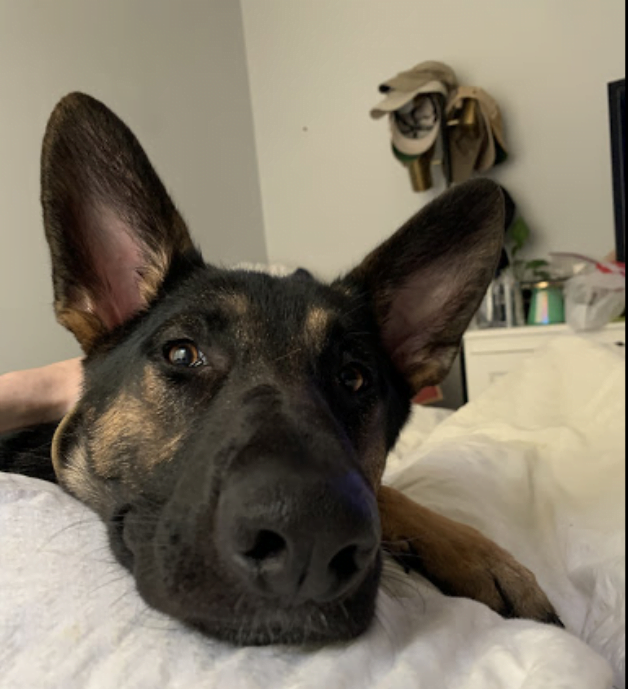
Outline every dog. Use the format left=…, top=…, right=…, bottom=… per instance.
left=0, top=93, right=561, bottom=646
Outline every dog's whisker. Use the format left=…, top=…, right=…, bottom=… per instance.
left=373, top=606, right=397, bottom=647
left=270, top=347, right=304, bottom=364
left=35, top=517, right=100, bottom=553
left=85, top=573, right=135, bottom=599
left=107, top=582, right=142, bottom=612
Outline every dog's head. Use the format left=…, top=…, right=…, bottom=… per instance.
left=43, top=93, right=504, bottom=645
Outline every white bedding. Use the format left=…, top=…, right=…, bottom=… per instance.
left=0, top=337, right=624, bottom=689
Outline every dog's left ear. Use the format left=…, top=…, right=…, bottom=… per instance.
left=338, top=179, right=504, bottom=393
left=41, top=92, right=200, bottom=352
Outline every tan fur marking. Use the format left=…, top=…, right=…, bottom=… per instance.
left=303, top=306, right=331, bottom=346
left=140, top=367, right=184, bottom=466
left=404, top=357, right=452, bottom=394
left=356, top=405, right=388, bottom=488
left=225, top=293, right=249, bottom=317
left=51, top=406, right=78, bottom=476
left=90, top=366, right=186, bottom=478
left=52, top=409, right=104, bottom=506
left=378, top=485, right=557, bottom=620
left=91, top=392, right=142, bottom=475
left=62, top=439, right=100, bottom=504
left=141, top=367, right=163, bottom=401
left=92, top=381, right=183, bottom=474
left=138, top=247, right=171, bottom=305
left=137, top=216, right=194, bottom=306
left=56, top=307, right=108, bottom=353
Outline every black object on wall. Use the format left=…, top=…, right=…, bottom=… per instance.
left=608, top=79, right=625, bottom=263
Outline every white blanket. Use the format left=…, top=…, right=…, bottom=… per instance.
left=0, top=338, right=624, bottom=689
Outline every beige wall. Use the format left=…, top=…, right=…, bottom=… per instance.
left=241, top=0, right=625, bottom=279
left=0, top=0, right=266, bottom=373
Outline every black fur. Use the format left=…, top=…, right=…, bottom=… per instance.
left=0, top=423, right=58, bottom=483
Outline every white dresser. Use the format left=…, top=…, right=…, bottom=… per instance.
left=463, top=322, right=626, bottom=400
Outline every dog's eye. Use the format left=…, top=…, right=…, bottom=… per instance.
left=338, top=364, right=369, bottom=393
left=166, top=342, right=203, bottom=368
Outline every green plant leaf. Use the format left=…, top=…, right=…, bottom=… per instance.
left=523, top=259, right=552, bottom=282
left=525, top=259, right=550, bottom=271
left=508, top=217, right=530, bottom=254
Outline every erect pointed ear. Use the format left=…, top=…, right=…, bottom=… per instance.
left=41, top=92, right=201, bottom=352
left=338, top=179, right=504, bottom=393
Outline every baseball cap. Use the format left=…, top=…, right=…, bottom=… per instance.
left=447, top=86, right=507, bottom=171
left=446, top=86, right=508, bottom=183
left=370, top=61, right=458, bottom=119
left=389, top=93, right=444, bottom=156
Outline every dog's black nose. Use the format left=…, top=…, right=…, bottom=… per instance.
left=216, top=461, right=380, bottom=605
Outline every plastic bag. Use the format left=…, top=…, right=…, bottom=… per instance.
left=560, top=255, right=625, bottom=331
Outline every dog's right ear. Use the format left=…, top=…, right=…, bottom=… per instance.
left=41, top=92, right=201, bottom=352
left=337, top=179, right=504, bottom=394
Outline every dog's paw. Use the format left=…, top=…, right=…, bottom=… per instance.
left=378, top=486, right=562, bottom=626
left=392, top=529, right=563, bottom=626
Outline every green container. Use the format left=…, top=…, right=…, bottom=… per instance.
left=527, top=281, right=565, bottom=325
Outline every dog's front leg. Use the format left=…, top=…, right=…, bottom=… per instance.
left=378, top=485, right=562, bottom=625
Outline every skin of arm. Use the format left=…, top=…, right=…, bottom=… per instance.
left=0, top=358, right=82, bottom=434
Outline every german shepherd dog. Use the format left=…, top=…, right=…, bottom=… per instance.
left=0, top=94, right=561, bottom=646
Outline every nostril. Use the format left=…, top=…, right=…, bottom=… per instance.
left=328, top=545, right=359, bottom=583
left=244, top=529, right=287, bottom=563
